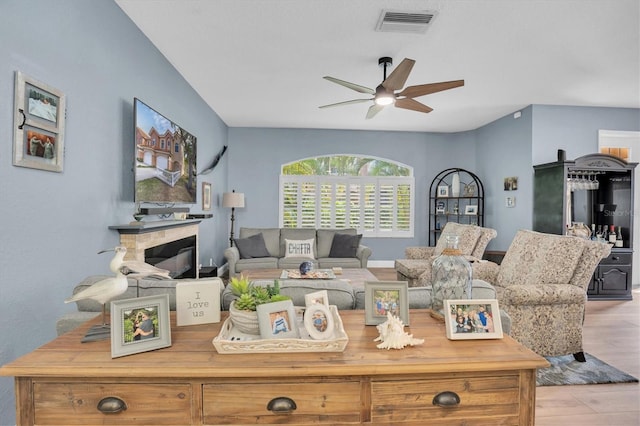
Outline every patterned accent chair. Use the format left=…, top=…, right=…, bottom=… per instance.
left=395, top=222, right=497, bottom=287
left=476, top=229, right=611, bottom=361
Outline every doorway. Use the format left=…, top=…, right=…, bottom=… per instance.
left=599, top=130, right=640, bottom=286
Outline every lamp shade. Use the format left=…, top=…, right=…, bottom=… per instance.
left=222, top=192, right=245, bottom=208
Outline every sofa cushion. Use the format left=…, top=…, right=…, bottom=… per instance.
left=239, top=227, right=281, bottom=257
left=329, top=233, right=362, bottom=258
left=235, top=233, right=271, bottom=259
left=284, top=238, right=315, bottom=259
left=434, top=223, right=482, bottom=256
left=236, top=257, right=279, bottom=271
left=316, top=229, right=357, bottom=258
left=497, top=229, right=583, bottom=287
left=278, top=257, right=317, bottom=270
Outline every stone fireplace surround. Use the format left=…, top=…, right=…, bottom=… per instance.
left=108, top=220, right=200, bottom=279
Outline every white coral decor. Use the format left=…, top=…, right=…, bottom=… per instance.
left=374, top=313, right=425, bottom=350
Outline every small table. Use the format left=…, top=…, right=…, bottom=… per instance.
left=1, top=310, right=548, bottom=425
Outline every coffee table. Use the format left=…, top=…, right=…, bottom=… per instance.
left=241, top=268, right=378, bottom=289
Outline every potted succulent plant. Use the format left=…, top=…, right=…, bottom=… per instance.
left=228, top=275, right=289, bottom=334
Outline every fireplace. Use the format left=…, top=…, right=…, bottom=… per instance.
left=109, top=221, right=200, bottom=279
left=145, top=235, right=196, bottom=278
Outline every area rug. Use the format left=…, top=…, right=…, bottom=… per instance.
left=536, top=353, right=638, bottom=386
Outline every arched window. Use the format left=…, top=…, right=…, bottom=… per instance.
left=279, top=155, right=414, bottom=237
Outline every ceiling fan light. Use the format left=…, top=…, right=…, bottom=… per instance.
left=375, top=95, right=394, bottom=106
left=375, top=86, right=395, bottom=105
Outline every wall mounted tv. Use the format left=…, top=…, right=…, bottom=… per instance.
left=134, top=98, right=197, bottom=205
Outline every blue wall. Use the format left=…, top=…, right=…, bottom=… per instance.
left=0, top=1, right=229, bottom=422
left=1, top=1, right=639, bottom=423
left=227, top=128, right=478, bottom=260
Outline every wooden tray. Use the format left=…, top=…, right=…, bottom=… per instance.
left=281, top=269, right=336, bottom=279
left=212, top=305, right=348, bottom=354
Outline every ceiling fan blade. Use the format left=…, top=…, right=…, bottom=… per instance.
left=319, top=98, right=372, bottom=109
left=398, top=79, right=464, bottom=99
left=323, top=76, right=375, bottom=95
left=382, top=58, right=415, bottom=91
left=395, top=98, right=433, bottom=114
left=366, top=104, right=385, bottom=119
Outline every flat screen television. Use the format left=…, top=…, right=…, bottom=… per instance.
left=134, top=98, right=197, bottom=205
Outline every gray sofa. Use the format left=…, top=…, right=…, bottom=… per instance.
left=58, top=276, right=510, bottom=336
left=224, top=227, right=372, bottom=278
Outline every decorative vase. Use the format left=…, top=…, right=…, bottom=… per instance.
left=451, top=173, right=461, bottom=197
left=228, top=301, right=260, bottom=335
left=299, top=260, right=314, bottom=275
left=431, top=234, right=473, bottom=315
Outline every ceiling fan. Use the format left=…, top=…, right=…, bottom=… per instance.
left=320, top=57, right=464, bottom=119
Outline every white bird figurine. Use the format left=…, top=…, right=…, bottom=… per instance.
left=64, top=246, right=171, bottom=341
left=104, top=245, right=172, bottom=279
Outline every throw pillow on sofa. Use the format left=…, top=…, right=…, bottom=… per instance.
left=329, top=233, right=362, bottom=258
left=235, top=233, right=271, bottom=259
left=284, top=238, right=315, bottom=259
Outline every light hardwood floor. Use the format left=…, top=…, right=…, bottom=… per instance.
left=368, top=268, right=640, bottom=426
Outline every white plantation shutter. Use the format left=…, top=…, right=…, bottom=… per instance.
left=280, top=175, right=414, bottom=237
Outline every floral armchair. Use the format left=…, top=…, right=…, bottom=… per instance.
left=395, top=222, right=497, bottom=287
left=476, top=229, right=611, bottom=361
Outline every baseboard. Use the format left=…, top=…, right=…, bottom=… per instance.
left=367, top=260, right=395, bottom=268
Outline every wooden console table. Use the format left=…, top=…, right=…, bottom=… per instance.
left=1, top=310, right=547, bottom=425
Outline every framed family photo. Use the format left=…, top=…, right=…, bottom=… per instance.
left=304, top=290, right=329, bottom=307
left=437, top=185, right=449, bottom=198
left=110, top=294, right=172, bottom=358
left=444, top=299, right=503, bottom=340
left=364, top=281, right=409, bottom=325
left=257, top=300, right=299, bottom=339
left=304, top=303, right=334, bottom=340
left=13, top=71, right=66, bottom=172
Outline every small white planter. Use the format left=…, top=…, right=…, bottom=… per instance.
left=228, top=301, right=260, bottom=335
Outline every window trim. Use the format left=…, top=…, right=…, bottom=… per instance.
left=279, top=159, right=414, bottom=238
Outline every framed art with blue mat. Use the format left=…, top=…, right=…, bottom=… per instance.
left=536, top=353, right=639, bottom=386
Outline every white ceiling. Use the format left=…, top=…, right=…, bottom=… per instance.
left=115, top=0, right=639, bottom=133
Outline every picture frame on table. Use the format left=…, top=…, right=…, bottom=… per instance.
left=304, top=290, right=329, bottom=307
left=110, top=294, right=172, bottom=358
left=437, top=185, right=449, bottom=198
left=304, top=303, right=335, bottom=340
left=444, top=299, right=503, bottom=340
left=364, top=281, right=409, bottom=325
left=257, top=300, right=299, bottom=339
left=464, top=205, right=478, bottom=215
left=13, top=71, right=66, bottom=172
left=202, top=182, right=212, bottom=210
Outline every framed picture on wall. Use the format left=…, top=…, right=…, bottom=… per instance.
left=13, top=71, right=66, bottom=172
left=202, top=182, right=212, bottom=210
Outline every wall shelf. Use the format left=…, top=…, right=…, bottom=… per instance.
left=428, top=168, right=485, bottom=246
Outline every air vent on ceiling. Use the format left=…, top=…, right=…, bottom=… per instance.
left=376, top=10, right=437, bottom=34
